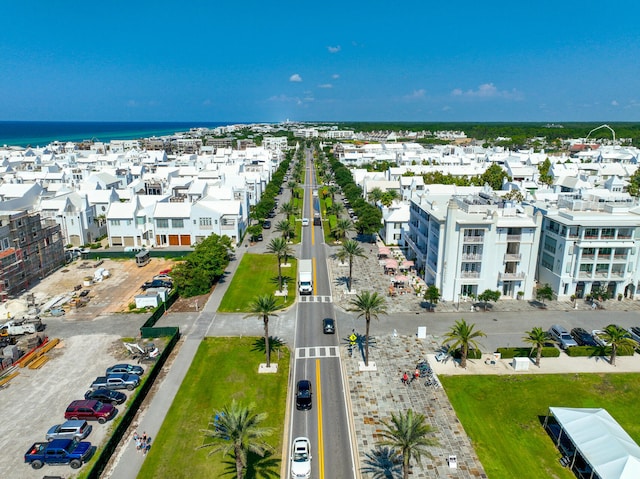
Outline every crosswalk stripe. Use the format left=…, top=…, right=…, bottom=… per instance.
left=299, top=295, right=332, bottom=303
left=295, top=346, right=340, bottom=359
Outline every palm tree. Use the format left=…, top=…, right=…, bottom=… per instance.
left=601, top=324, right=637, bottom=366
left=368, top=187, right=384, bottom=204
left=279, top=201, right=298, bottom=217
left=245, top=294, right=280, bottom=367
left=378, top=409, right=438, bottom=479
left=266, top=237, right=292, bottom=291
left=523, top=327, right=553, bottom=367
left=199, top=400, right=274, bottom=479
left=361, top=446, right=403, bottom=479
left=287, top=180, right=298, bottom=197
left=442, top=319, right=486, bottom=368
left=380, top=190, right=400, bottom=207
left=337, top=239, right=366, bottom=292
left=349, top=290, right=387, bottom=366
left=333, top=217, right=355, bottom=241
left=275, top=219, right=294, bottom=241
left=326, top=202, right=344, bottom=217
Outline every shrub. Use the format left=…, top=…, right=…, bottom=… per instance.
left=452, top=348, right=482, bottom=360
left=496, top=347, right=560, bottom=359
left=325, top=196, right=333, bottom=209
left=566, top=345, right=635, bottom=357
left=328, top=215, right=337, bottom=230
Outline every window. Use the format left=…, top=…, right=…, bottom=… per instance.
left=156, top=219, right=169, bottom=228
left=584, top=228, right=599, bottom=239
left=110, top=219, right=121, bottom=226
left=172, top=219, right=184, bottom=228
left=136, top=216, right=145, bottom=226
left=200, top=217, right=212, bottom=227
left=543, top=236, right=556, bottom=254
left=541, top=253, right=554, bottom=270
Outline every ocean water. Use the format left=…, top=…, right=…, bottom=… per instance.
left=0, top=121, right=233, bottom=148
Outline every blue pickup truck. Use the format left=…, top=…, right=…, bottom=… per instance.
left=24, top=439, right=92, bottom=469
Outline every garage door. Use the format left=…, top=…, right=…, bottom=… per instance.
left=168, top=235, right=180, bottom=246
left=111, top=236, right=123, bottom=246
left=123, top=236, right=134, bottom=246
left=180, top=235, right=191, bottom=246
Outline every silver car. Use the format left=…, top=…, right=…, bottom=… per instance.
left=548, top=325, right=578, bottom=349
left=46, top=420, right=92, bottom=442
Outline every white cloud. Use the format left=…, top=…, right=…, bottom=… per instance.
left=327, top=45, right=341, bottom=53
left=404, top=89, right=426, bottom=100
left=611, top=100, right=619, bottom=106
left=289, top=73, right=303, bottom=82
left=318, top=84, right=333, bottom=89
left=332, top=74, right=340, bottom=79
left=451, top=83, right=522, bottom=100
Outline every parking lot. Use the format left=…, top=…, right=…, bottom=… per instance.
left=0, top=257, right=174, bottom=478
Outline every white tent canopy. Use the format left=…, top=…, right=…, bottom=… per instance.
left=548, top=407, right=640, bottom=479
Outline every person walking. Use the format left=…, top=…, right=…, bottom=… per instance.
left=402, top=371, right=409, bottom=385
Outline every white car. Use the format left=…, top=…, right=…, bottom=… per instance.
left=591, top=329, right=610, bottom=347
left=301, top=218, right=309, bottom=226
left=290, top=437, right=311, bottom=478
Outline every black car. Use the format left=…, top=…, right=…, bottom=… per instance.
left=570, top=327, right=598, bottom=347
left=142, top=279, right=173, bottom=290
left=322, top=318, right=335, bottom=334
left=251, top=233, right=263, bottom=242
left=84, top=389, right=127, bottom=405
left=296, top=380, right=312, bottom=410
left=263, top=220, right=271, bottom=229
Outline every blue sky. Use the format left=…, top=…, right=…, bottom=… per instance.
left=1, top=1, right=640, bottom=122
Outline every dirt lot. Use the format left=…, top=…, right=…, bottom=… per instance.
left=2, top=257, right=176, bottom=321
left=0, top=257, right=176, bottom=478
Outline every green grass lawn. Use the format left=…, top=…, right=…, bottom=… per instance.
left=218, top=253, right=297, bottom=312
left=440, top=373, right=640, bottom=479
left=138, top=337, right=290, bottom=479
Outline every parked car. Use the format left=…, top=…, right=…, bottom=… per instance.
left=25, top=439, right=92, bottom=470
left=46, top=420, right=92, bottom=442
left=548, top=325, right=578, bottom=349
left=153, top=274, right=172, bottom=281
left=90, top=373, right=140, bottom=391
left=290, top=437, right=312, bottom=478
left=64, top=400, right=116, bottom=424
left=84, top=389, right=127, bottom=405
left=296, top=380, right=313, bottom=410
left=251, top=233, right=263, bottom=242
left=142, top=279, right=173, bottom=290
left=322, top=318, right=335, bottom=334
left=591, top=329, right=610, bottom=347
left=628, top=327, right=640, bottom=343
left=106, top=363, right=144, bottom=376
left=263, top=220, right=272, bottom=229
left=570, top=328, right=598, bottom=347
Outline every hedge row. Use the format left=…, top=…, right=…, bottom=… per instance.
left=496, top=347, right=561, bottom=359
left=325, top=196, right=333, bottom=209
left=328, top=215, right=337, bottom=230
left=565, top=345, right=635, bottom=357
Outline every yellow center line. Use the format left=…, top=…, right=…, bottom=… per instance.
left=312, top=257, right=317, bottom=296
left=316, top=359, right=325, bottom=478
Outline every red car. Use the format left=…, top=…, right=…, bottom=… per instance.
left=64, top=400, right=116, bottom=424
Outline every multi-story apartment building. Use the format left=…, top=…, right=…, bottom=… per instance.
left=0, top=210, right=65, bottom=299
left=534, top=190, right=640, bottom=300
left=406, top=191, right=542, bottom=301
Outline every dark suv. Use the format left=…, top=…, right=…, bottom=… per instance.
left=296, top=380, right=312, bottom=410
left=570, top=327, right=598, bottom=347
left=322, top=318, right=335, bottom=334
left=64, top=400, right=116, bottom=424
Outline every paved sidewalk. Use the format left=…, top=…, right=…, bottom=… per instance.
left=346, top=335, right=487, bottom=479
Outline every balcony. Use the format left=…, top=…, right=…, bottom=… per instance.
left=503, top=253, right=521, bottom=262
left=506, top=234, right=522, bottom=242
left=463, top=236, right=484, bottom=243
left=461, top=254, right=482, bottom=261
left=460, top=271, right=480, bottom=278
left=499, top=272, right=526, bottom=280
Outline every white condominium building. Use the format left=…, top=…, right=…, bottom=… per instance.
left=535, top=191, right=640, bottom=300
left=406, top=190, right=542, bottom=301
